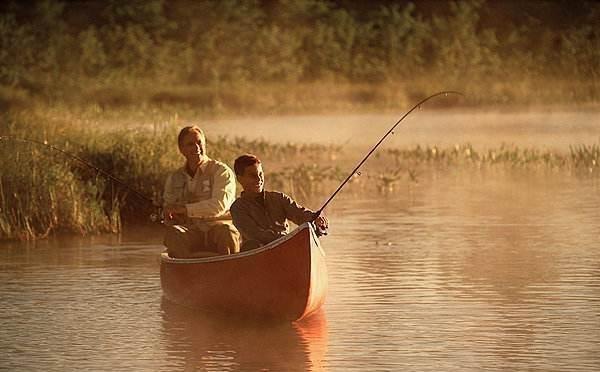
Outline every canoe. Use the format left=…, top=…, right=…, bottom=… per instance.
left=160, top=222, right=328, bottom=321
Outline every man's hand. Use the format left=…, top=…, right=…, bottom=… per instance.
left=315, top=215, right=328, bottom=230
left=314, top=215, right=329, bottom=236
left=163, top=204, right=187, bottom=225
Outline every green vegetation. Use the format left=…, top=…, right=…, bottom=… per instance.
left=0, top=0, right=598, bottom=113
left=1, top=108, right=598, bottom=240
left=1, top=0, right=598, bottom=240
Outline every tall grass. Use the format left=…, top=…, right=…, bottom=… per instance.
left=1, top=105, right=597, bottom=240
left=1, top=1, right=597, bottom=240
left=0, top=140, right=118, bottom=239
left=570, top=144, right=600, bottom=173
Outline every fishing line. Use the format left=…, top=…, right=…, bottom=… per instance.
left=0, top=136, right=162, bottom=221
left=316, top=91, right=464, bottom=216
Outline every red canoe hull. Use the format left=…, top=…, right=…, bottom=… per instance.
left=160, top=223, right=328, bottom=321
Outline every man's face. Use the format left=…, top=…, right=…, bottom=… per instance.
left=238, top=163, right=264, bottom=194
left=179, top=131, right=205, bottom=165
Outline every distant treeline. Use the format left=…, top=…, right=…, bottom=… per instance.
left=1, top=0, right=598, bottom=111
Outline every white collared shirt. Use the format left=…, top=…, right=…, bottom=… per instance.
left=163, top=158, right=236, bottom=219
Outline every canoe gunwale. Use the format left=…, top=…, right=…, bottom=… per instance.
left=160, top=222, right=315, bottom=264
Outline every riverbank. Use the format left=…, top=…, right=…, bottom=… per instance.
left=1, top=107, right=598, bottom=241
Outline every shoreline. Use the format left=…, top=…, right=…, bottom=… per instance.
left=0, top=136, right=597, bottom=242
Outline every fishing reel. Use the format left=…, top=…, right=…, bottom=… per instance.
left=311, top=221, right=328, bottom=237
left=149, top=209, right=164, bottom=224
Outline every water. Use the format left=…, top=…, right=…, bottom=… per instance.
left=1, top=167, right=598, bottom=371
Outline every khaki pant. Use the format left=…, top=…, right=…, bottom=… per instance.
left=164, top=223, right=240, bottom=258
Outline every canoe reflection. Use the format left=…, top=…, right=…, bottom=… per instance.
left=160, top=298, right=328, bottom=371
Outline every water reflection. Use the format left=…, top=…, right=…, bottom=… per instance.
left=160, top=299, right=328, bottom=371
left=323, top=169, right=599, bottom=371
left=1, top=168, right=598, bottom=371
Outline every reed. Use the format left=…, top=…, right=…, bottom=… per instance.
left=570, top=144, right=600, bottom=173
left=0, top=110, right=598, bottom=240
left=0, top=141, right=118, bottom=240
left=382, top=143, right=588, bottom=170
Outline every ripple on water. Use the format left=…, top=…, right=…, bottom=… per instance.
left=1, top=171, right=599, bottom=371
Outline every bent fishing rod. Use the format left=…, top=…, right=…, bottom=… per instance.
left=0, top=136, right=161, bottom=219
left=316, top=90, right=464, bottom=216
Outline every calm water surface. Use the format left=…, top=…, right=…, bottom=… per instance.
left=1, top=169, right=599, bottom=371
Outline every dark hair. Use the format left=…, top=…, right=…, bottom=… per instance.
left=177, top=126, right=206, bottom=148
left=234, top=154, right=261, bottom=176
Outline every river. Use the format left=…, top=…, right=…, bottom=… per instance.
left=1, top=166, right=598, bottom=371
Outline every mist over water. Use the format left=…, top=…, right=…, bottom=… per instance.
left=208, top=110, right=599, bottom=151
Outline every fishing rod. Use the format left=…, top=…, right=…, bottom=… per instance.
left=316, top=91, right=464, bottom=216
left=0, top=135, right=162, bottom=221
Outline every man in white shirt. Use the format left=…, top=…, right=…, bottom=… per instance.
left=162, top=126, right=240, bottom=257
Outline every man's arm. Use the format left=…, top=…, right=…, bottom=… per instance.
left=186, top=163, right=236, bottom=218
left=280, top=193, right=317, bottom=225
left=162, top=172, right=187, bottom=224
left=162, top=172, right=180, bottom=206
left=281, top=193, right=329, bottom=235
left=231, top=203, right=284, bottom=244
